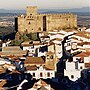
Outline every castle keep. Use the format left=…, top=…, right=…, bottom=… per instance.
left=15, top=6, right=77, bottom=34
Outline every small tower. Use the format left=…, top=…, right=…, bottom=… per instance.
left=26, top=6, right=37, bottom=16
left=26, top=6, right=37, bottom=33
left=45, top=51, right=56, bottom=70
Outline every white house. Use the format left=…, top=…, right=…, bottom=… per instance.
left=40, top=36, right=50, bottom=43
left=64, top=51, right=90, bottom=81
left=21, top=41, right=48, bottom=57
left=86, top=28, right=90, bottom=32
left=0, top=58, right=11, bottom=65
left=26, top=66, right=55, bottom=79
left=64, top=60, right=85, bottom=81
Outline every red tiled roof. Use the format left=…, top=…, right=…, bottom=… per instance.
left=75, top=31, right=90, bottom=38
left=85, top=63, right=90, bottom=68
left=77, top=42, right=90, bottom=46
left=0, top=67, right=6, bottom=74
left=26, top=65, right=37, bottom=71
left=75, top=52, right=90, bottom=57
left=74, top=52, right=90, bottom=60
left=0, top=80, right=7, bottom=87
left=25, top=57, right=45, bottom=64
left=0, top=51, right=27, bottom=57
left=46, top=51, right=54, bottom=55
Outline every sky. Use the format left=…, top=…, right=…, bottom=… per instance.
left=0, top=0, right=89, bottom=9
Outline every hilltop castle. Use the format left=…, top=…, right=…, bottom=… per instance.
left=15, top=6, right=77, bottom=34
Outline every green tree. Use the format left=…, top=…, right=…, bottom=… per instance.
left=20, top=34, right=29, bottom=41
left=11, top=40, right=22, bottom=46
left=26, top=33, right=39, bottom=41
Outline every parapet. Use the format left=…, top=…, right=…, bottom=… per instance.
left=26, top=6, right=37, bottom=15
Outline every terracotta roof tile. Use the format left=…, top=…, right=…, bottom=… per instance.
left=25, top=57, right=45, bottom=64
left=85, top=63, right=90, bottom=68
left=77, top=42, right=90, bottom=46
left=75, top=52, right=90, bottom=57
left=26, top=65, right=37, bottom=71
left=46, top=51, right=54, bottom=55
left=0, top=51, right=27, bottom=57
left=75, top=32, right=90, bottom=38
left=0, top=80, right=7, bottom=87
left=0, top=66, right=6, bottom=74
left=74, top=52, right=90, bottom=60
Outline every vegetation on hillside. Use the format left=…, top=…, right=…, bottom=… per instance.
left=11, top=32, right=39, bottom=46
left=0, top=26, right=14, bottom=39
left=26, top=33, right=39, bottom=41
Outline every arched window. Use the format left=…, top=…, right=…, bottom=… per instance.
left=71, top=75, right=74, bottom=79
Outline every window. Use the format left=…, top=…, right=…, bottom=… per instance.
left=24, top=16, right=25, bottom=18
left=32, top=50, right=34, bottom=52
left=40, top=72, right=43, bottom=77
left=28, top=22, right=30, bottom=24
left=54, top=45, right=55, bottom=50
left=38, top=27, right=41, bottom=31
left=80, top=66, right=83, bottom=69
left=71, top=75, right=74, bottom=79
left=37, top=16, right=39, bottom=20
left=33, top=73, right=35, bottom=77
left=66, top=18, right=68, bottom=21
left=37, top=67, right=39, bottom=69
left=47, top=55, right=49, bottom=59
left=50, top=55, right=53, bottom=59
left=68, top=42, right=71, bottom=46
left=30, top=16, right=32, bottom=18
left=47, top=72, right=50, bottom=77
left=76, top=58, right=81, bottom=62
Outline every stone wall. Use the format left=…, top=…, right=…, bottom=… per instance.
left=16, top=6, right=77, bottom=34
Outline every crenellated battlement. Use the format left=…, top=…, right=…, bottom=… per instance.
left=15, top=6, right=77, bottom=34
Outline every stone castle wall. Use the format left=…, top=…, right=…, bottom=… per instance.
left=16, top=6, right=77, bottom=34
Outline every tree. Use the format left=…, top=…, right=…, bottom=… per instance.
left=11, top=40, right=22, bottom=46
left=26, top=33, right=39, bottom=41
left=20, top=34, right=29, bottom=41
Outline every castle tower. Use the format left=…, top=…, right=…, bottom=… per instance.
left=15, top=6, right=77, bottom=34
left=26, top=6, right=37, bottom=16
left=25, top=6, right=38, bottom=33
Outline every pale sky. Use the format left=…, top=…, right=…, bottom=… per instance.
left=0, top=0, right=89, bottom=9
